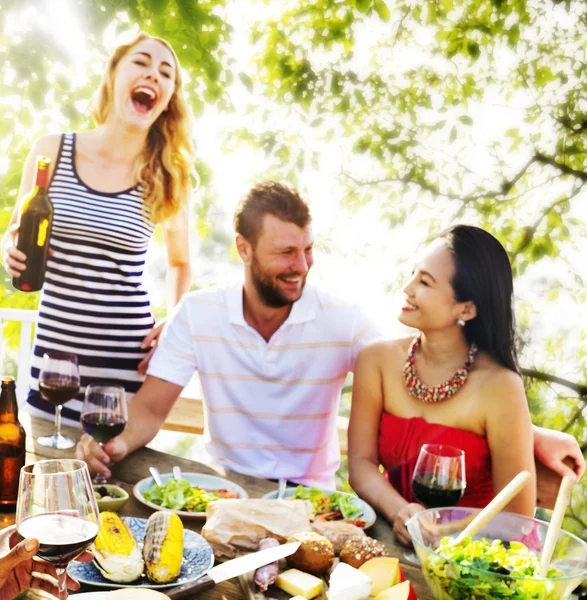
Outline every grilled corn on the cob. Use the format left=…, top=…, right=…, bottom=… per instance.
left=143, top=511, right=184, bottom=583
left=92, top=511, right=144, bottom=583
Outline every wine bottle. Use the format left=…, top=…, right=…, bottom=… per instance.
left=12, top=156, right=53, bottom=292
left=0, top=376, right=26, bottom=510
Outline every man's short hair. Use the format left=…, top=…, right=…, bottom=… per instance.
left=234, top=181, right=311, bottom=246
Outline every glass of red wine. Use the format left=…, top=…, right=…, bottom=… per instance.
left=16, top=459, right=99, bottom=600
left=404, top=443, right=466, bottom=565
left=80, top=384, right=127, bottom=484
left=37, top=352, right=80, bottom=449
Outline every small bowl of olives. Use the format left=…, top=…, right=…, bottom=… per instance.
left=93, top=484, right=129, bottom=513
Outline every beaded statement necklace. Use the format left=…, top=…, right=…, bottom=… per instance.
left=403, top=335, right=478, bottom=403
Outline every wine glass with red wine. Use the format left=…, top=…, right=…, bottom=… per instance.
left=80, top=384, right=127, bottom=484
left=403, top=443, right=466, bottom=565
left=37, top=352, right=80, bottom=449
left=16, top=459, right=99, bottom=600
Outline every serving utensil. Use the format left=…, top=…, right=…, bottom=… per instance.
left=452, top=470, right=532, bottom=545
left=173, top=465, right=182, bottom=481
left=166, top=541, right=300, bottom=599
left=538, top=475, right=576, bottom=577
left=149, top=466, right=163, bottom=487
left=277, top=478, right=287, bottom=500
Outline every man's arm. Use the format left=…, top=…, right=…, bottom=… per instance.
left=533, top=424, right=585, bottom=480
left=76, top=376, right=183, bottom=477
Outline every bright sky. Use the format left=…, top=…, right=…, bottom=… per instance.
left=10, top=0, right=587, bottom=378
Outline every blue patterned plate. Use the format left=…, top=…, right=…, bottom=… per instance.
left=67, top=517, right=214, bottom=589
left=262, top=487, right=377, bottom=529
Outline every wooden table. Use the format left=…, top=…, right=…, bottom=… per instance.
left=0, top=414, right=432, bottom=600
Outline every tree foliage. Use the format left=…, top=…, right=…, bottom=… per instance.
left=1, top=0, right=586, bottom=535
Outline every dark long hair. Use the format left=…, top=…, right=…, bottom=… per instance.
left=441, top=225, right=519, bottom=373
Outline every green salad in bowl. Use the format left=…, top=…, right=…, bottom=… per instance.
left=407, top=507, right=587, bottom=600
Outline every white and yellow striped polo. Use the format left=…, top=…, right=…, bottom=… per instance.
left=147, top=283, right=380, bottom=488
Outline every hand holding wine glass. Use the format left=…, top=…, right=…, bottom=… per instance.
left=411, top=444, right=466, bottom=507
left=16, top=459, right=99, bottom=600
left=37, top=352, right=80, bottom=449
left=402, top=444, right=466, bottom=565
left=80, top=384, right=127, bottom=484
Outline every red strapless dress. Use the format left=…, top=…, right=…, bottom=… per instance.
left=378, top=413, right=494, bottom=508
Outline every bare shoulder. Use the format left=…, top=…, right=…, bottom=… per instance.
left=31, top=133, right=62, bottom=162
left=359, top=336, right=412, bottom=363
left=475, top=353, right=525, bottom=403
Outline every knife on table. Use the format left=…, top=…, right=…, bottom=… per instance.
left=166, top=541, right=300, bottom=599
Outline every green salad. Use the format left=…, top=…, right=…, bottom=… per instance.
left=143, top=478, right=221, bottom=512
left=423, top=535, right=567, bottom=600
left=292, top=485, right=362, bottom=520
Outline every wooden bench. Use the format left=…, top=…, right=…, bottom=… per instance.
left=165, top=395, right=566, bottom=510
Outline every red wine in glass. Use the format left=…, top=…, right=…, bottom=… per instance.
left=16, top=459, right=100, bottom=600
left=81, top=413, right=127, bottom=444
left=412, top=471, right=465, bottom=507
left=38, top=379, right=80, bottom=407
left=81, top=384, right=127, bottom=484
left=403, top=444, right=466, bottom=566
left=18, top=513, right=98, bottom=567
left=37, top=352, right=80, bottom=449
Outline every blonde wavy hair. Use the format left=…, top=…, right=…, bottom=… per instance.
left=93, top=32, right=195, bottom=223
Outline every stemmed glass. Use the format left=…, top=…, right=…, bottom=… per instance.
left=16, top=459, right=100, bottom=600
left=80, top=384, right=127, bottom=484
left=37, top=352, right=80, bottom=449
left=403, top=443, right=466, bottom=565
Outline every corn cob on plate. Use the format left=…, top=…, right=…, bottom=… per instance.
left=68, top=515, right=214, bottom=589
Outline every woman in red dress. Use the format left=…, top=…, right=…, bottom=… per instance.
left=348, top=225, right=536, bottom=546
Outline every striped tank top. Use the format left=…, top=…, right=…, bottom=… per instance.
left=26, top=133, right=156, bottom=427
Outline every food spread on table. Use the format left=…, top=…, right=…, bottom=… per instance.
left=200, top=498, right=416, bottom=600
left=142, top=477, right=239, bottom=512
left=425, top=534, right=566, bottom=600
left=290, top=486, right=366, bottom=527
left=92, top=511, right=183, bottom=584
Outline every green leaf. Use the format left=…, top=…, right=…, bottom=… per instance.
left=458, top=115, right=473, bottom=126
left=373, top=0, right=391, bottom=22
left=238, top=72, right=254, bottom=93
left=449, top=125, right=457, bottom=143
left=356, top=0, right=371, bottom=14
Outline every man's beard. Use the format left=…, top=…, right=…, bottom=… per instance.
left=251, top=254, right=306, bottom=308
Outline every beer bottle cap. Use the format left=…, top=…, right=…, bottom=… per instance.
left=1, top=376, right=16, bottom=388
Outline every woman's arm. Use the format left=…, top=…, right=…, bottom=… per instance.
left=138, top=202, right=191, bottom=374
left=485, top=370, right=536, bottom=515
left=348, top=343, right=423, bottom=546
left=162, top=200, right=192, bottom=310
left=1, top=135, right=60, bottom=276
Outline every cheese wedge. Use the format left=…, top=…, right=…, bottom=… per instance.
left=373, top=580, right=411, bottom=600
left=276, top=569, right=323, bottom=599
left=329, top=562, right=373, bottom=600
left=358, top=557, right=401, bottom=596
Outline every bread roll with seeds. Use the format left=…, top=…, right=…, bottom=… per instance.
left=339, top=536, right=389, bottom=568
left=286, top=531, right=335, bottom=574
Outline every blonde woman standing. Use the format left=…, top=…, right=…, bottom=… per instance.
left=1, top=33, right=195, bottom=429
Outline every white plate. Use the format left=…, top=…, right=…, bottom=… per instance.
left=133, top=472, right=249, bottom=518
left=68, top=516, right=214, bottom=589
left=262, top=486, right=376, bottom=529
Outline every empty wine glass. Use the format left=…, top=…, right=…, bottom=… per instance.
left=80, top=384, right=127, bottom=484
left=37, top=352, right=80, bottom=449
left=404, top=443, right=466, bottom=565
left=16, top=459, right=99, bottom=600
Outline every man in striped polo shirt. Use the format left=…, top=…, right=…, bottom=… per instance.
left=76, top=182, right=585, bottom=486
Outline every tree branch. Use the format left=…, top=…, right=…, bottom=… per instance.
left=535, top=152, right=587, bottom=181
left=521, top=367, right=587, bottom=397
